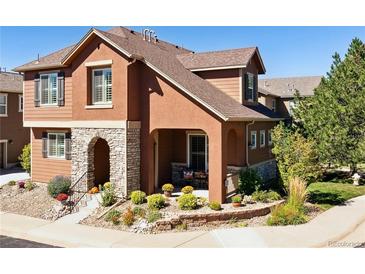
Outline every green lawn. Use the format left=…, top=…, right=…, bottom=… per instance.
left=307, top=182, right=365, bottom=210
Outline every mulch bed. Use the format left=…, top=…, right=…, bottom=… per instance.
left=0, top=183, right=58, bottom=220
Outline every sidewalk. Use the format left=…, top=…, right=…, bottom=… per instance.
left=1, top=195, right=364, bottom=248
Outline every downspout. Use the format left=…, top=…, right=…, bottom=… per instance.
left=246, top=120, right=255, bottom=167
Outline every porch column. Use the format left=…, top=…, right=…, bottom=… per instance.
left=208, top=125, right=227, bottom=203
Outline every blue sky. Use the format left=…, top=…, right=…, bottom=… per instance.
left=1, top=26, right=364, bottom=78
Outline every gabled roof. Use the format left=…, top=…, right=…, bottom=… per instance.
left=177, top=47, right=266, bottom=73
left=258, top=76, right=322, bottom=98
left=0, top=72, right=23, bottom=93
left=14, top=27, right=279, bottom=121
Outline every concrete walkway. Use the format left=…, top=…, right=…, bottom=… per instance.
left=0, top=167, right=30, bottom=186
left=1, top=195, right=364, bottom=248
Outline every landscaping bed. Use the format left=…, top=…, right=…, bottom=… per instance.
left=0, top=182, right=58, bottom=220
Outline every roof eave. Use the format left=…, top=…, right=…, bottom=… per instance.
left=13, top=63, right=66, bottom=72
left=189, top=65, right=247, bottom=72
left=226, top=117, right=285, bottom=122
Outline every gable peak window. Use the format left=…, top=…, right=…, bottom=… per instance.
left=92, top=68, right=112, bottom=105
left=271, top=99, right=276, bottom=112
left=245, top=73, right=257, bottom=102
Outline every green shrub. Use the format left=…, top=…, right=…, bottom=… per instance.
left=122, top=207, right=134, bottom=226
left=133, top=207, right=146, bottom=218
left=103, top=182, right=112, bottom=189
left=267, top=204, right=307, bottom=226
left=181, top=185, right=194, bottom=194
left=146, top=210, right=161, bottom=223
left=162, top=183, right=174, bottom=192
left=105, top=209, right=122, bottom=225
left=47, top=176, right=71, bottom=198
left=178, top=193, right=197, bottom=210
left=238, top=168, right=262, bottom=195
left=197, top=196, right=208, bottom=207
left=18, top=144, right=31, bottom=173
left=231, top=194, right=242, bottom=203
left=147, top=194, right=165, bottom=210
left=130, top=190, right=146, bottom=205
left=7, top=180, right=16, bottom=186
left=252, top=190, right=281, bottom=203
left=209, top=201, right=221, bottom=211
left=25, top=181, right=36, bottom=191
left=101, top=185, right=117, bottom=207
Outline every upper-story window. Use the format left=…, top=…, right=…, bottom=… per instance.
left=19, top=95, right=23, bottom=112
left=0, top=94, right=7, bottom=116
left=268, top=129, right=273, bottom=146
left=245, top=73, right=257, bottom=102
left=40, top=73, right=58, bottom=105
left=260, top=130, right=266, bottom=148
left=92, top=68, right=112, bottom=104
left=271, top=99, right=276, bottom=112
left=250, top=130, right=257, bottom=149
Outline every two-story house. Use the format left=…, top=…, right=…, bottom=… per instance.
left=14, top=27, right=282, bottom=203
left=0, top=71, right=29, bottom=169
left=258, top=76, right=322, bottom=118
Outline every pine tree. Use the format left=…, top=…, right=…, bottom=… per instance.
left=293, top=38, right=365, bottom=173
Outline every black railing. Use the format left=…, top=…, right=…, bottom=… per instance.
left=64, top=171, right=88, bottom=216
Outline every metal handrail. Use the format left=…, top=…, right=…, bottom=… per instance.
left=66, top=171, right=88, bottom=214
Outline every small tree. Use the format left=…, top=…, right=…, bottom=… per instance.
left=271, top=123, right=322, bottom=188
left=18, top=144, right=31, bottom=174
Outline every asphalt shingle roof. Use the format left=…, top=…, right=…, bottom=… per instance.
left=0, top=72, right=23, bottom=93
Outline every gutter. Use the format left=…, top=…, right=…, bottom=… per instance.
left=245, top=120, right=255, bottom=167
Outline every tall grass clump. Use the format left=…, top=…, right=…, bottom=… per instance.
left=287, top=177, right=307, bottom=209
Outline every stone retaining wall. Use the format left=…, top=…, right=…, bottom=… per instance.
left=155, top=200, right=284, bottom=231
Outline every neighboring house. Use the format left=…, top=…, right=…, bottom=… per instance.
left=14, top=27, right=282, bottom=203
left=0, top=71, right=29, bottom=169
left=258, top=76, right=322, bottom=118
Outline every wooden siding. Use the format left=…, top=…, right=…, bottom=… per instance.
left=31, top=128, right=71, bottom=183
left=196, top=69, right=241, bottom=102
left=23, top=69, right=73, bottom=121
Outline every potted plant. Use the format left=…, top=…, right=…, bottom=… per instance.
left=231, top=194, right=242, bottom=207
left=56, top=193, right=69, bottom=205
left=162, top=183, right=174, bottom=197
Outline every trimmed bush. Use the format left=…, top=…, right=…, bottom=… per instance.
left=132, top=207, right=146, bottom=218
left=122, top=207, right=135, bottom=226
left=147, top=194, right=165, bottom=210
left=267, top=204, right=307, bottom=226
left=238, top=168, right=263, bottom=195
left=7, top=180, right=16, bottom=186
left=252, top=190, right=281, bottom=203
left=130, top=190, right=146, bottom=205
left=48, top=176, right=71, bottom=198
left=25, top=181, right=36, bottom=191
left=181, top=185, right=194, bottom=194
left=146, top=210, right=161, bottom=223
left=101, top=185, right=117, bottom=207
left=162, top=183, right=174, bottom=192
left=178, top=193, right=197, bottom=210
left=209, top=201, right=222, bottom=211
left=105, top=209, right=122, bottom=225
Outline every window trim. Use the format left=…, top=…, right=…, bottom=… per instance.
left=260, top=130, right=266, bottom=148
left=246, top=73, right=255, bottom=102
left=47, top=132, right=66, bottom=159
left=272, top=98, right=276, bottom=112
left=0, top=93, right=8, bottom=117
left=40, top=72, right=58, bottom=106
left=268, top=129, right=273, bottom=146
left=250, top=130, right=257, bottom=149
left=18, top=95, right=23, bottom=112
left=91, top=67, right=112, bottom=105
left=186, top=132, right=208, bottom=172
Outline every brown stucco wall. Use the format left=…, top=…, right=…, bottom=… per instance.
left=71, top=36, right=130, bottom=121
left=0, top=92, right=29, bottom=164
left=31, top=127, right=71, bottom=182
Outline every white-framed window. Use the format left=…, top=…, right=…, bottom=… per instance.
left=272, top=99, right=276, bottom=112
left=187, top=133, right=208, bottom=172
left=40, top=73, right=58, bottom=105
left=18, top=95, right=23, bottom=112
left=47, top=133, right=65, bottom=158
left=246, top=73, right=254, bottom=101
left=250, top=131, right=257, bottom=149
left=289, top=100, right=296, bottom=115
left=260, top=130, right=266, bottom=148
left=268, top=129, right=273, bottom=146
left=0, top=93, right=7, bottom=116
left=92, top=68, right=112, bottom=104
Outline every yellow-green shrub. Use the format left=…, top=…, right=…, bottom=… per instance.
left=178, top=193, right=197, bottom=210
left=130, top=190, right=146, bottom=205
left=181, top=185, right=194, bottom=194
left=147, top=194, right=165, bottom=210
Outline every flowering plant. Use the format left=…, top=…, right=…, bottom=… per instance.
left=56, top=193, right=69, bottom=202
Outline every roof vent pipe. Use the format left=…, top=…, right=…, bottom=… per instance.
left=142, top=28, right=150, bottom=40
left=148, top=30, right=156, bottom=43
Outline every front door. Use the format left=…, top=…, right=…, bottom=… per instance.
left=188, top=134, right=208, bottom=172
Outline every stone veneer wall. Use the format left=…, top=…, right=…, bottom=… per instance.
left=71, top=122, right=140, bottom=196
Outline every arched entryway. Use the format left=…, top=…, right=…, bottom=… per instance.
left=87, top=137, right=110, bottom=188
